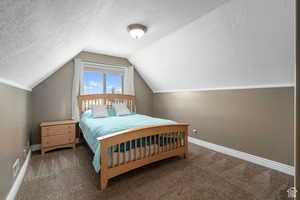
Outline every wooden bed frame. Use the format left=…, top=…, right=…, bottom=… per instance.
left=78, top=94, right=189, bottom=190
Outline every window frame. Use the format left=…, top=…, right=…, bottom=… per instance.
left=82, top=65, right=124, bottom=95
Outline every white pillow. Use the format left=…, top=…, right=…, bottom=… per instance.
left=113, top=103, right=131, bottom=116
left=91, top=105, right=108, bottom=118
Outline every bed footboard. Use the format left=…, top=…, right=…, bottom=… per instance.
left=97, top=123, right=189, bottom=190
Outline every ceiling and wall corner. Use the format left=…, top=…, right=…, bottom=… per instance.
left=129, top=0, right=295, bottom=93
left=0, top=0, right=105, bottom=90
left=0, top=0, right=295, bottom=92
left=0, top=0, right=229, bottom=90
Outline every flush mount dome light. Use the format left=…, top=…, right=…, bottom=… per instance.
left=127, top=24, right=147, bottom=39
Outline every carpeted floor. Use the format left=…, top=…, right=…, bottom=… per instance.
left=16, top=143, right=293, bottom=200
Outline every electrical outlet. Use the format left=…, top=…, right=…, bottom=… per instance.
left=23, top=148, right=27, bottom=157
left=12, top=158, right=20, bottom=179
left=192, top=129, right=198, bottom=134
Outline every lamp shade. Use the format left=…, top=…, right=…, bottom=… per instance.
left=127, top=24, right=147, bottom=39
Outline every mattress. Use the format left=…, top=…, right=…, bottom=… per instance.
left=79, top=110, right=176, bottom=172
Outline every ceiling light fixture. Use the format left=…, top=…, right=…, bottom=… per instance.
left=127, top=24, right=147, bottom=39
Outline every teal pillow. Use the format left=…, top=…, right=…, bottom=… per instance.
left=108, top=108, right=135, bottom=116
left=81, top=110, right=92, bottom=119
left=107, top=108, right=116, bottom=116
left=81, top=108, right=131, bottom=118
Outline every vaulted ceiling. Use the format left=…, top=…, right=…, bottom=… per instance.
left=0, top=0, right=295, bottom=91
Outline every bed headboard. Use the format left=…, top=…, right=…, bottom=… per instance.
left=77, top=94, right=136, bottom=114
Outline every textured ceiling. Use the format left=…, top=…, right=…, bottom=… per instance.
left=0, top=0, right=295, bottom=91
left=86, top=0, right=229, bottom=56
left=0, top=0, right=227, bottom=90
left=130, top=0, right=295, bottom=92
left=0, top=0, right=103, bottom=90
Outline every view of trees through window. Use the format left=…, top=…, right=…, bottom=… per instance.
left=83, top=72, right=122, bottom=94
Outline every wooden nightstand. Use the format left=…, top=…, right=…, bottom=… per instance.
left=41, top=120, right=76, bottom=154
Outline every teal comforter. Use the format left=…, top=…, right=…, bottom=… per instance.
left=79, top=110, right=176, bottom=172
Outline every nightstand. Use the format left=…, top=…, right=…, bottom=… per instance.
left=40, top=120, right=76, bottom=154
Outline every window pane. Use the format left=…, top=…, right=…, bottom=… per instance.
left=83, top=72, right=103, bottom=94
left=106, top=74, right=122, bottom=94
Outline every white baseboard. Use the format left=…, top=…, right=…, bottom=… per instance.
left=188, top=137, right=295, bottom=176
left=6, top=149, right=31, bottom=200
left=31, top=138, right=80, bottom=151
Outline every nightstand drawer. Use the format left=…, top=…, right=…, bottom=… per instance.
left=40, top=120, right=76, bottom=154
left=42, top=124, right=75, bottom=137
left=43, top=134, right=75, bottom=148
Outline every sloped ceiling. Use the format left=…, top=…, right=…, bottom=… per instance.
left=0, top=0, right=295, bottom=91
left=0, top=0, right=103, bottom=90
left=130, top=0, right=295, bottom=92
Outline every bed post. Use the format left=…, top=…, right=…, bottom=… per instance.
left=184, top=126, right=188, bottom=158
left=100, top=141, right=108, bottom=190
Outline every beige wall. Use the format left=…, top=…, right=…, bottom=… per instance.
left=0, top=83, right=31, bottom=199
left=30, top=52, right=294, bottom=169
left=134, top=69, right=153, bottom=116
left=31, top=51, right=153, bottom=144
left=153, top=87, right=294, bottom=165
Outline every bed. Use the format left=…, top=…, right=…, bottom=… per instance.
left=77, top=94, right=189, bottom=189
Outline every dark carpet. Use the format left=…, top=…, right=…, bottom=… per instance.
left=16, top=143, right=293, bottom=200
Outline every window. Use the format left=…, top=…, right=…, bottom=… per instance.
left=106, top=73, right=123, bottom=94
left=83, top=68, right=123, bottom=94
left=83, top=72, right=104, bottom=94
